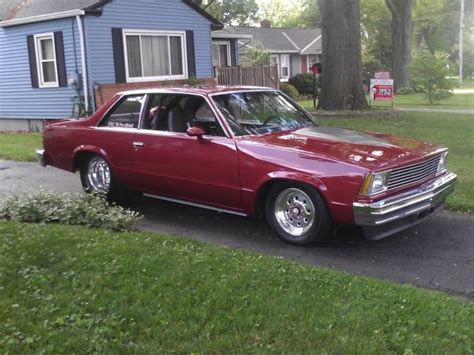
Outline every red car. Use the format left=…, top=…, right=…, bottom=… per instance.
left=37, top=86, right=457, bottom=245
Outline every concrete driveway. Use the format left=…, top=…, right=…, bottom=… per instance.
left=1, top=160, right=473, bottom=298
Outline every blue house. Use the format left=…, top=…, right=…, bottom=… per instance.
left=0, top=0, right=223, bottom=130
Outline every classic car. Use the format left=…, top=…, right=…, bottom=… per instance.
left=37, top=86, right=457, bottom=245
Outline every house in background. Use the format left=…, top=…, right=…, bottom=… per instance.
left=0, top=0, right=222, bottom=131
left=212, top=21, right=322, bottom=82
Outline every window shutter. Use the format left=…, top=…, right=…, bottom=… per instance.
left=186, top=30, right=196, bottom=78
left=112, top=28, right=126, bottom=83
left=54, top=31, right=67, bottom=87
left=27, top=35, right=39, bottom=88
left=230, top=40, right=237, bottom=67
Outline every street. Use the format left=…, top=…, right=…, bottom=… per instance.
left=1, top=160, right=473, bottom=298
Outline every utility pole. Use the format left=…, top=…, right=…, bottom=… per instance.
left=459, top=0, right=465, bottom=85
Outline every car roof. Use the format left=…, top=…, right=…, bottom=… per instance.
left=117, top=85, right=277, bottom=97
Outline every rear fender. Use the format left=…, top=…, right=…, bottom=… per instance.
left=72, top=146, right=113, bottom=172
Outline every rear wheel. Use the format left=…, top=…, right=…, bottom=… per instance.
left=80, top=155, right=140, bottom=204
left=265, top=182, right=331, bottom=245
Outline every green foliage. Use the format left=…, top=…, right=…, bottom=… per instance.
left=410, top=45, right=454, bottom=104
left=1, top=221, right=473, bottom=353
left=257, top=0, right=320, bottom=28
left=288, top=73, right=318, bottom=96
left=0, top=191, right=141, bottom=231
left=242, top=42, right=270, bottom=66
left=205, top=0, right=259, bottom=26
left=397, top=87, right=416, bottom=95
left=279, top=83, right=300, bottom=100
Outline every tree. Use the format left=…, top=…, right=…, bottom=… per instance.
left=242, top=42, right=270, bottom=66
left=198, top=0, right=260, bottom=26
left=411, top=44, right=454, bottom=104
left=317, top=0, right=368, bottom=110
left=257, top=0, right=320, bottom=28
left=385, top=0, right=415, bottom=91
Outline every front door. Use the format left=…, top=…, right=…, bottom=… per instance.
left=130, top=93, right=242, bottom=212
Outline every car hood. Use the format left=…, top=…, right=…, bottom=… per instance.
left=236, top=126, right=446, bottom=171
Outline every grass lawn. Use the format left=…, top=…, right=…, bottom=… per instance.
left=0, top=132, right=41, bottom=162
left=299, top=90, right=474, bottom=110
left=318, top=112, right=474, bottom=212
left=0, top=222, right=473, bottom=353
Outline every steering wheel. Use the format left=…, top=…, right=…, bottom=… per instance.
left=262, top=114, right=282, bottom=126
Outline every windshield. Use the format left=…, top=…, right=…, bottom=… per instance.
left=212, top=91, right=317, bottom=136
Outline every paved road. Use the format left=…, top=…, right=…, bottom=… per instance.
left=1, top=160, right=473, bottom=298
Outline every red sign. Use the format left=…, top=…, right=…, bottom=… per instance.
left=375, top=70, right=391, bottom=79
left=371, top=84, right=393, bottom=101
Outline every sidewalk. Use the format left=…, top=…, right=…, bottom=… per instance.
left=397, top=107, right=474, bottom=115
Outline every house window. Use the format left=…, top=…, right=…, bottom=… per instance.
left=123, top=30, right=187, bottom=82
left=35, top=33, right=58, bottom=88
left=280, top=54, right=290, bottom=81
left=212, top=42, right=231, bottom=67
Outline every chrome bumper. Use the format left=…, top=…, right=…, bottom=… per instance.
left=36, top=149, right=46, bottom=167
left=353, top=172, right=457, bottom=240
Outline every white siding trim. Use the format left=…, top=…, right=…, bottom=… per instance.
left=0, top=10, right=85, bottom=27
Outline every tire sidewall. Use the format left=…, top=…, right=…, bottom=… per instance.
left=265, top=182, right=331, bottom=245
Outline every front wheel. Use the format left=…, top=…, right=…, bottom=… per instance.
left=265, top=183, right=331, bottom=245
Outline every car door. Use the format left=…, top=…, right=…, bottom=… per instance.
left=129, top=93, right=242, bottom=212
left=91, top=94, right=145, bottom=186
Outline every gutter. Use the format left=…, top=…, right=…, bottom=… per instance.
left=0, top=10, right=85, bottom=27
left=76, top=15, right=89, bottom=113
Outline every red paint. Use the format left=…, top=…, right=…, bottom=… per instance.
left=42, top=86, right=448, bottom=225
left=300, top=55, right=308, bottom=74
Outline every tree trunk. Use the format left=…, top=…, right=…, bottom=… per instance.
left=386, top=0, right=415, bottom=91
left=317, top=0, right=368, bottom=111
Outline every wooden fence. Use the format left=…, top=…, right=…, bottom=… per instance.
left=216, top=65, right=280, bottom=89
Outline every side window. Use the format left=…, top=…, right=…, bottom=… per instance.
left=100, top=95, right=144, bottom=128
left=143, top=94, right=226, bottom=137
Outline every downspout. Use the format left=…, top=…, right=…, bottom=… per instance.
left=76, top=15, right=89, bottom=113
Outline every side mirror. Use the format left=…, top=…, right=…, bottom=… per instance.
left=186, top=126, right=205, bottom=139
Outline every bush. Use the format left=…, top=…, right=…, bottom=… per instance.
left=289, top=74, right=319, bottom=96
left=396, top=87, right=415, bottom=95
left=280, top=83, right=300, bottom=100
left=410, top=45, right=454, bottom=104
left=0, top=191, right=141, bottom=231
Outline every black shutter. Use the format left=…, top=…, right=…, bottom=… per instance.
left=54, top=31, right=67, bottom=87
left=230, top=40, right=237, bottom=67
left=27, top=35, right=39, bottom=88
left=186, top=30, right=196, bottom=78
left=112, top=28, right=126, bottom=83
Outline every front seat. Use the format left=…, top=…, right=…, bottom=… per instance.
left=167, top=106, right=191, bottom=133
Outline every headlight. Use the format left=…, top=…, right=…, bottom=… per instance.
left=360, top=172, right=389, bottom=196
left=437, top=151, right=448, bottom=173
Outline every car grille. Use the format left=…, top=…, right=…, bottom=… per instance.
left=387, top=155, right=441, bottom=190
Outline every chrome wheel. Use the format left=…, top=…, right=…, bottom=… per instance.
left=86, top=157, right=111, bottom=193
left=274, top=188, right=316, bottom=237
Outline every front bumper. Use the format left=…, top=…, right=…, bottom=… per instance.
left=353, top=172, right=457, bottom=240
left=36, top=149, right=46, bottom=167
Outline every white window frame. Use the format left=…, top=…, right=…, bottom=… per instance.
left=123, top=29, right=188, bottom=83
left=280, top=54, right=290, bottom=82
left=34, top=32, right=59, bottom=88
left=212, top=41, right=231, bottom=67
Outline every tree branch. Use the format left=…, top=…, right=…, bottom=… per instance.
left=385, top=0, right=397, bottom=15
left=203, top=0, right=216, bottom=10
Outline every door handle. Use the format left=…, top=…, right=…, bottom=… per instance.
left=133, top=141, right=144, bottom=148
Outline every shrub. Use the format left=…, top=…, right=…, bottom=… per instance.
left=280, top=83, right=300, bottom=100
left=243, top=42, right=270, bottom=66
left=0, top=191, right=141, bottom=231
left=396, top=87, right=415, bottom=95
left=288, top=73, right=318, bottom=96
left=410, top=45, right=454, bottom=104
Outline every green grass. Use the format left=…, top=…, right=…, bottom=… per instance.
left=299, top=91, right=474, bottom=110
left=317, top=112, right=474, bottom=212
left=0, top=222, right=472, bottom=353
left=0, top=133, right=41, bottom=162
